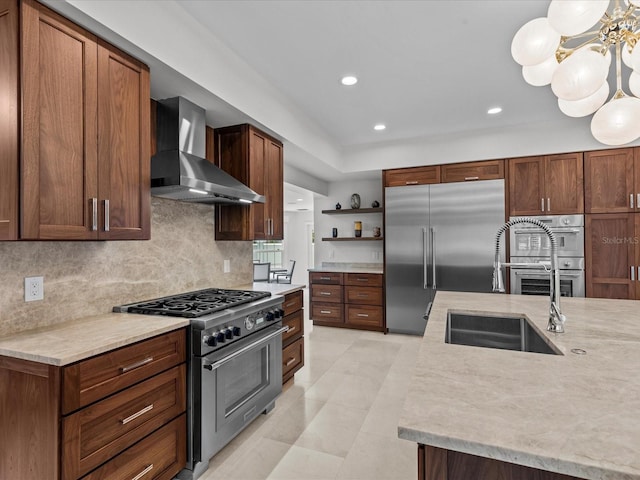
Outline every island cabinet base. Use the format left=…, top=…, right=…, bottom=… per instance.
left=418, top=445, right=585, bottom=480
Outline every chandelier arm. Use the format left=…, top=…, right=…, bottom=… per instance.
left=561, top=30, right=601, bottom=42
left=615, top=40, right=624, bottom=97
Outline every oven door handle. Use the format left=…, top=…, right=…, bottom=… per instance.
left=202, top=325, right=289, bottom=371
left=514, top=271, right=583, bottom=278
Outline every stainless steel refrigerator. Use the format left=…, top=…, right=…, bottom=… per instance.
left=385, top=179, right=506, bottom=335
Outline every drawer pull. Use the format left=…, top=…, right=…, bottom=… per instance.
left=131, top=464, right=154, bottom=480
left=464, top=176, right=479, bottom=181
left=320, top=310, right=332, bottom=314
left=356, top=278, right=368, bottom=282
left=319, top=276, right=331, bottom=280
left=121, top=404, right=154, bottom=425
left=120, top=356, right=154, bottom=374
left=287, top=326, right=296, bottom=334
left=406, top=181, right=418, bottom=185
left=357, top=313, right=370, bottom=317
left=357, top=293, right=369, bottom=297
left=285, top=301, right=296, bottom=307
left=285, top=357, right=296, bottom=366
left=319, top=292, right=331, bottom=296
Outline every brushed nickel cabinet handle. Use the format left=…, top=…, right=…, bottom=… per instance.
left=637, top=194, right=640, bottom=209
left=632, top=266, right=636, bottom=281
left=319, top=292, right=331, bottom=296
left=287, top=326, right=296, bottom=334
left=405, top=181, right=418, bottom=185
left=541, top=198, right=544, bottom=212
left=120, top=356, right=154, bottom=374
left=285, top=357, right=296, bottom=366
left=631, top=194, right=635, bottom=209
left=320, top=310, right=331, bottom=314
left=319, top=276, right=331, bottom=280
left=92, top=198, right=98, bottom=231
left=357, top=313, right=369, bottom=317
left=131, top=464, right=153, bottom=480
left=285, top=301, right=296, bottom=307
left=356, top=278, right=368, bottom=282
left=357, top=293, right=369, bottom=297
left=547, top=198, right=550, bottom=211
left=121, top=404, right=154, bottom=425
left=464, top=176, right=479, bottom=181
left=104, top=199, right=110, bottom=232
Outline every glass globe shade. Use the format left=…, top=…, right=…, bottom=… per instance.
left=523, top=54, right=559, bottom=86
left=551, top=47, right=609, bottom=101
left=511, top=18, right=561, bottom=66
left=623, top=43, right=633, bottom=68
left=547, top=0, right=609, bottom=37
left=558, top=82, right=609, bottom=117
left=591, top=95, right=640, bottom=145
left=629, top=72, right=640, bottom=97
left=630, top=41, right=640, bottom=71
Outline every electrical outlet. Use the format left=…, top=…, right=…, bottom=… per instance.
left=25, top=276, right=44, bottom=302
left=223, top=259, right=231, bottom=273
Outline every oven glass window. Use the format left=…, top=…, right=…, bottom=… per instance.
left=520, top=278, right=573, bottom=297
left=220, top=344, right=270, bottom=418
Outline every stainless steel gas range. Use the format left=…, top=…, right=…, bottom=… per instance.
left=114, top=288, right=286, bottom=480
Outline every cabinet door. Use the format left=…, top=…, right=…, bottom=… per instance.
left=440, top=160, right=504, bottom=183
left=266, top=137, right=283, bottom=239
left=0, top=0, right=18, bottom=240
left=584, top=148, right=634, bottom=213
left=585, top=214, right=636, bottom=299
left=97, top=41, right=150, bottom=240
left=21, top=0, right=98, bottom=239
left=508, top=157, right=545, bottom=216
left=249, top=128, right=268, bottom=239
left=384, top=166, right=440, bottom=187
left=545, top=152, right=583, bottom=214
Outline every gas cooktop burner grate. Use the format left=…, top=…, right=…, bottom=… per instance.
left=123, top=288, right=271, bottom=318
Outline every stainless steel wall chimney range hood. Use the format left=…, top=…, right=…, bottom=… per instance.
left=151, top=97, right=265, bottom=204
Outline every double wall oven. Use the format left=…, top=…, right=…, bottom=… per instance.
left=509, top=215, right=585, bottom=297
left=115, top=288, right=286, bottom=480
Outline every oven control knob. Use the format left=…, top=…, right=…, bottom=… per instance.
left=215, top=331, right=226, bottom=343
left=203, top=335, right=217, bottom=347
left=244, top=317, right=255, bottom=331
left=232, top=326, right=241, bottom=337
left=224, top=328, right=234, bottom=340
left=278, top=308, right=285, bottom=318
left=265, top=311, right=275, bottom=322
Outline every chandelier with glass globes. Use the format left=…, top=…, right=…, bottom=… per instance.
left=512, top=0, right=640, bottom=146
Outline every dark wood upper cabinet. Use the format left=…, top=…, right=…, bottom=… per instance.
left=19, top=0, right=149, bottom=240
left=584, top=148, right=638, bottom=213
left=440, top=159, right=504, bottom=183
left=383, top=166, right=440, bottom=187
left=508, top=153, right=583, bottom=216
left=0, top=0, right=19, bottom=240
left=212, top=124, right=284, bottom=241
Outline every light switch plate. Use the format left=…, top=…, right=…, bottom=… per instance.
left=25, top=276, right=44, bottom=302
left=223, top=259, right=231, bottom=273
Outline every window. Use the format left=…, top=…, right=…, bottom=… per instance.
left=253, top=240, right=283, bottom=268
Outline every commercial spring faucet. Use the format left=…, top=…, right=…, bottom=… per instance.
left=492, top=217, right=566, bottom=333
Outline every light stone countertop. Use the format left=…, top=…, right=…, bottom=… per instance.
left=0, top=313, right=189, bottom=366
left=234, top=283, right=306, bottom=296
left=398, top=291, right=640, bottom=480
left=307, top=267, right=384, bottom=274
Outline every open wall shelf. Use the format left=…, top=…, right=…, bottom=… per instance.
left=321, top=207, right=382, bottom=215
left=321, top=237, right=383, bottom=242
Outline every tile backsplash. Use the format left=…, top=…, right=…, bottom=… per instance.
left=0, top=197, right=252, bottom=336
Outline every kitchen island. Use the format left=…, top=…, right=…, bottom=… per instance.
left=398, top=291, right=640, bottom=480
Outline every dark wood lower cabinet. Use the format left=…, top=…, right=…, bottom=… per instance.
left=418, top=445, right=584, bottom=480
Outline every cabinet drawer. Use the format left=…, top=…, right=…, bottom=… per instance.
left=345, top=286, right=383, bottom=305
left=345, top=305, right=384, bottom=328
left=311, top=284, right=342, bottom=303
left=282, top=337, right=304, bottom=383
left=440, top=159, right=505, bottom=183
left=384, top=166, right=440, bottom=187
left=310, top=272, right=343, bottom=284
left=81, top=414, right=186, bottom=480
left=62, top=329, right=186, bottom=414
left=62, top=364, right=186, bottom=479
left=344, top=273, right=382, bottom=287
left=283, top=290, right=303, bottom=316
left=282, top=309, right=303, bottom=346
left=311, top=303, right=343, bottom=323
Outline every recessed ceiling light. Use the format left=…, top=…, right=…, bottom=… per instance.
left=297, top=198, right=303, bottom=202
left=374, top=124, right=386, bottom=131
left=341, top=76, right=358, bottom=86
left=487, top=107, right=503, bottom=115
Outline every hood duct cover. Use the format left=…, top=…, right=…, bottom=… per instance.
left=151, top=97, right=265, bottom=204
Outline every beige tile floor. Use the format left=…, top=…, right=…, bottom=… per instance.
left=200, top=289, right=423, bottom=480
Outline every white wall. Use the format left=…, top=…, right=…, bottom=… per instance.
left=314, top=178, right=384, bottom=266
left=283, top=211, right=314, bottom=285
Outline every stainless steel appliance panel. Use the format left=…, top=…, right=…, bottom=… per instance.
left=429, top=180, right=506, bottom=293
left=385, top=185, right=431, bottom=335
left=385, top=180, right=506, bottom=335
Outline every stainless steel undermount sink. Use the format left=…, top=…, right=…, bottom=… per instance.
left=445, top=311, right=562, bottom=355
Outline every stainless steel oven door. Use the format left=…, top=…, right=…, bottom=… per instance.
left=198, top=323, right=286, bottom=463
left=511, top=269, right=585, bottom=297
left=510, top=226, right=584, bottom=257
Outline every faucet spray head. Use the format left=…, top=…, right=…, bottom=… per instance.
left=492, top=261, right=505, bottom=293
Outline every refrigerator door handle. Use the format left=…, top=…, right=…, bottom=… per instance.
left=431, top=227, right=437, bottom=290
left=422, top=227, right=429, bottom=289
